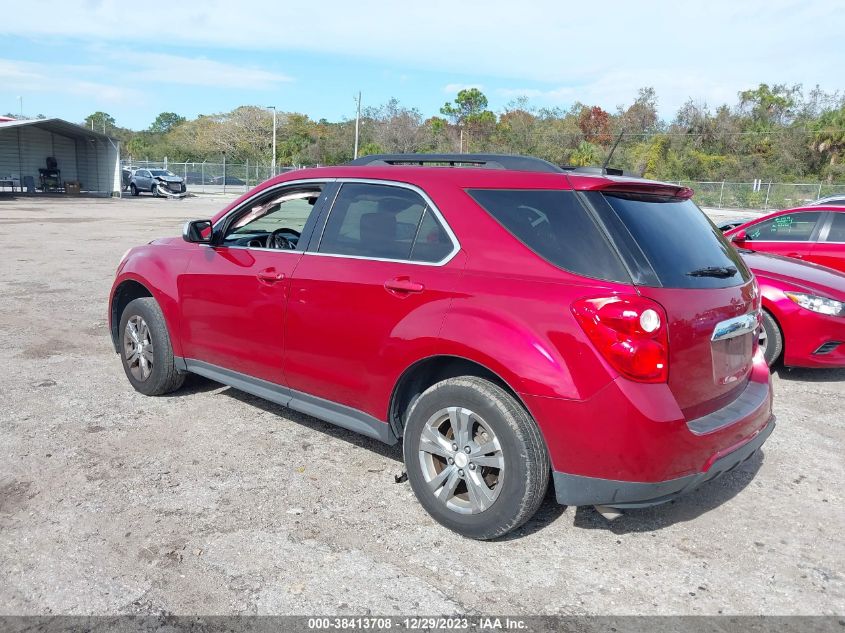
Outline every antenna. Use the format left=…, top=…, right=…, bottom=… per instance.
left=601, top=130, right=625, bottom=174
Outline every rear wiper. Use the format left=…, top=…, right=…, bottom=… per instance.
left=686, top=266, right=737, bottom=278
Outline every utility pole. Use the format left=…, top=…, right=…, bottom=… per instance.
left=353, top=91, right=361, bottom=159
left=267, top=106, right=277, bottom=176
left=17, top=96, right=22, bottom=119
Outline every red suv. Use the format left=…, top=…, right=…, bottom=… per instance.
left=109, top=154, right=775, bottom=539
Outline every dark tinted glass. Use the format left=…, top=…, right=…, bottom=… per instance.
left=319, top=183, right=426, bottom=260
left=410, top=209, right=453, bottom=262
left=589, top=192, right=751, bottom=288
left=467, top=189, right=629, bottom=282
left=746, top=212, right=821, bottom=242
left=826, top=213, right=845, bottom=242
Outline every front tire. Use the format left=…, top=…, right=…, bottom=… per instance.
left=118, top=297, right=185, bottom=395
left=759, top=309, right=783, bottom=366
left=403, top=376, right=549, bottom=540
left=130, top=183, right=138, bottom=196
left=151, top=184, right=159, bottom=198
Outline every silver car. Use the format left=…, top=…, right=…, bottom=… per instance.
left=809, top=195, right=845, bottom=206
left=129, top=169, right=186, bottom=197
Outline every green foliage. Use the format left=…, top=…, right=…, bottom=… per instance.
left=149, top=112, right=186, bottom=134
left=111, top=85, right=845, bottom=184
left=83, top=111, right=116, bottom=134
left=569, top=141, right=601, bottom=167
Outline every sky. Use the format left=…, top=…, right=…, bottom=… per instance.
left=1, top=0, right=844, bottom=130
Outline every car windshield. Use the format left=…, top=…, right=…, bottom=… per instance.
left=149, top=170, right=175, bottom=177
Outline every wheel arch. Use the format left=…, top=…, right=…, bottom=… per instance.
left=388, top=354, right=531, bottom=439
left=110, top=279, right=154, bottom=352
left=760, top=298, right=785, bottom=359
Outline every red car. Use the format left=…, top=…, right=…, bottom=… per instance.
left=725, top=206, right=845, bottom=273
left=740, top=250, right=845, bottom=368
left=109, top=154, right=774, bottom=539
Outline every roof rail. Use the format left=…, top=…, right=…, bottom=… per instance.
left=346, top=153, right=565, bottom=174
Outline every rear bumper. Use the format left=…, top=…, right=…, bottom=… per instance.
left=552, top=415, right=775, bottom=508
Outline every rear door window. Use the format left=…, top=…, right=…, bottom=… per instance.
left=318, top=182, right=454, bottom=262
left=746, top=211, right=822, bottom=241
left=467, top=189, right=630, bottom=282
left=583, top=191, right=751, bottom=289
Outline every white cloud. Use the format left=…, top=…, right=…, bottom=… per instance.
left=2, top=0, right=843, bottom=117
left=106, top=51, right=292, bottom=88
left=0, top=59, right=143, bottom=104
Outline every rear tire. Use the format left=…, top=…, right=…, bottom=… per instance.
left=403, top=376, right=549, bottom=540
left=118, top=297, right=185, bottom=396
left=760, top=309, right=783, bottom=366
left=130, top=183, right=138, bottom=196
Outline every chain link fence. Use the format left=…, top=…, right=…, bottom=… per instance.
left=675, top=181, right=845, bottom=210
left=122, top=160, right=845, bottom=209
left=122, top=160, right=304, bottom=194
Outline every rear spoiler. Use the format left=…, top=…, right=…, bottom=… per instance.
left=578, top=180, right=694, bottom=200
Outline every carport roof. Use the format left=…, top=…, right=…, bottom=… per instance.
left=0, top=118, right=117, bottom=142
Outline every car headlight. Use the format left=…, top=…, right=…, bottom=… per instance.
left=784, top=292, right=845, bottom=317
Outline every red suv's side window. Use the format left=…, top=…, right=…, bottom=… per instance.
left=318, top=182, right=453, bottom=262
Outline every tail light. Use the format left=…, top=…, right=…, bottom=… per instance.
left=571, top=295, right=669, bottom=383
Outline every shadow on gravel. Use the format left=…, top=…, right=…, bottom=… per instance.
left=164, top=373, right=224, bottom=396
left=773, top=365, right=845, bottom=382
left=497, top=485, right=568, bottom=540
left=220, top=386, right=404, bottom=463
left=571, top=449, right=764, bottom=535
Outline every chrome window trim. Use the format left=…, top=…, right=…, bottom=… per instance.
left=308, top=178, right=461, bottom=267
left=711, top=311, right=760, bottom=342
left=211, top=178, right=335, bottom=233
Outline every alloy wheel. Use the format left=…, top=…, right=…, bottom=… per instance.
left=417, top=406, right=504, bottom=515
left=123, top=315, right=153, bottom=381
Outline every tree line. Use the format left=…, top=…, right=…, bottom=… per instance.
left=83, top=83, right=845, bottom=183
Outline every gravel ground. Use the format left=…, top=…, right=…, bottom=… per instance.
left=0, top=195, right=842, bottom=616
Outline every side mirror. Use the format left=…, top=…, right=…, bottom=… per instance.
left=183, top=219, right=213, bottom=244
left=730, top=229, right=747, bottom=242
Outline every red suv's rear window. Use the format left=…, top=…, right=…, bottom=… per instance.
left=467, top=189, right=630, bottom=282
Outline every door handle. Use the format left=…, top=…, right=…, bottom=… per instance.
left=384, top=277, right=425, bottom=294
left=257, top=269, right=285, bottom=283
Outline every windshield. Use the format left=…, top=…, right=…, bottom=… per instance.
left=583, top=191, right=752, bottom=289
left=149, top=170, right=175, bottom=177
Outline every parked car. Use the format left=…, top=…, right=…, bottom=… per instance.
left=809, top=195, right=845, bottom=206
left=212, top=175, right=246, bottom=186
left=129, top=169, right=186, bottom=196
left=740, top=250, right=845, bottom=367
left=109, top=153, right=774, bottom=539
left=725, top=206, right=845, bottom=274
left=121, top=168, right=132, bottom=192
left=716, top=218, right=753, bottom=232
left=184, top=171, right=215, bottom=185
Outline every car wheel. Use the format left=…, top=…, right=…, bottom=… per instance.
left=759, top=309, right=783, bottom=366
left=151, top=184, right=159, bottom=198
left=403, top=376, right=549, bottom=540
left=130, top=183, right=138, bottom=196
left=118, top=297, right=185, bottom=396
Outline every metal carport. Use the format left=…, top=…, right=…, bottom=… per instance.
left=0, top=118, right=120, bottom=196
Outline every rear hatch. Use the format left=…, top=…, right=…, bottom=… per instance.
left=581, top=188, right=757, bottom=420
